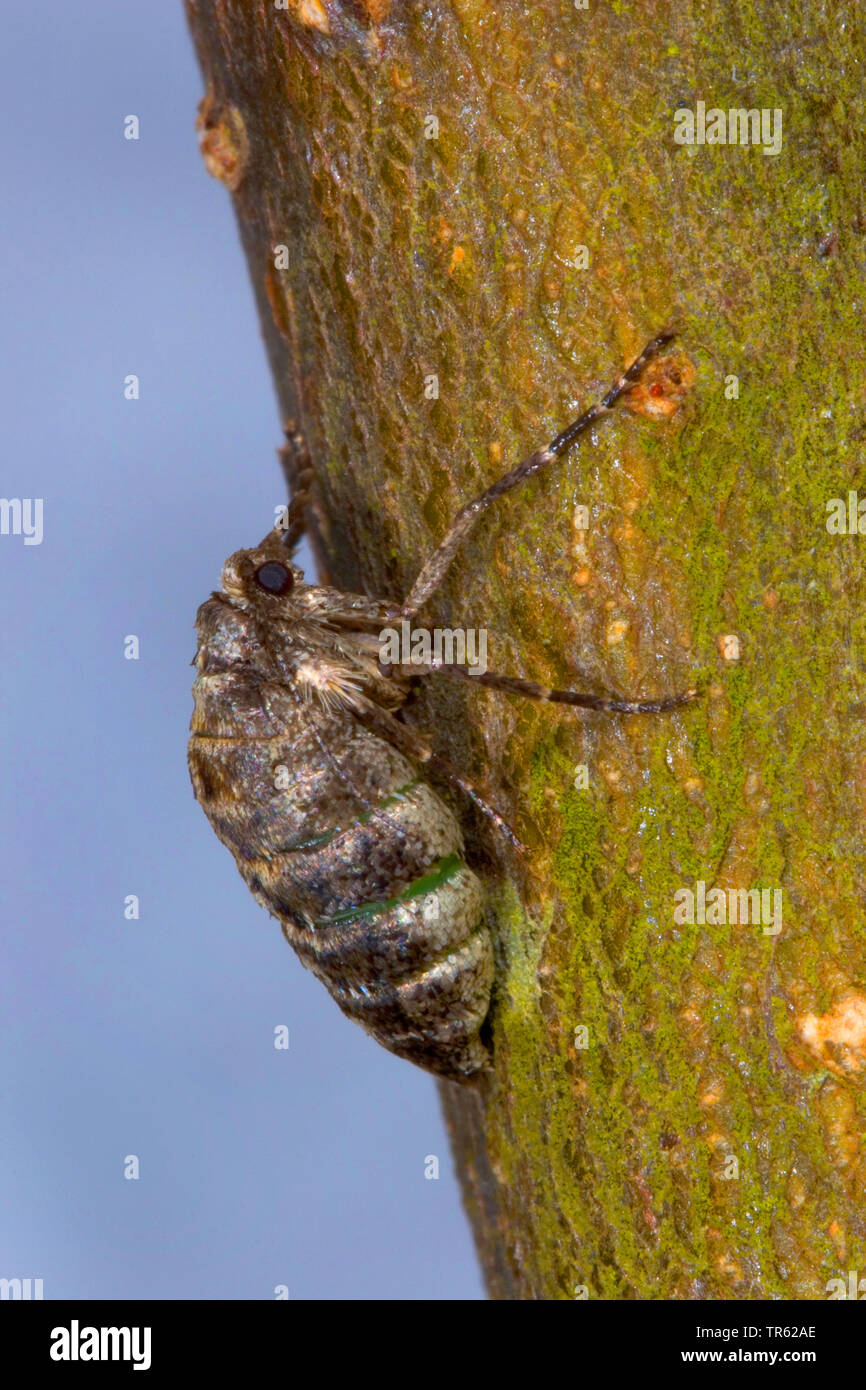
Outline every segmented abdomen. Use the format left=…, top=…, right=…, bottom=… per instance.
left=188, top=672, right=493, bottom=1081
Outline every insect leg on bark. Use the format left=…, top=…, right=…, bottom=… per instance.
left=409, top=661, right=699, bottom=715
left=400, top=330, right=676, bottom=619
left=276, top=427, right=315, bottom=553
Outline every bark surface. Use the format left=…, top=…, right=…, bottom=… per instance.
left=186, top=0, right=866, bottom=1299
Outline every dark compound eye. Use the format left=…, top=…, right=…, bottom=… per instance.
left=255, top=561, right=293, bottom=595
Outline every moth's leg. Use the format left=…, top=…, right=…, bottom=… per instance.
left=276, top=427, right=315, bottom=553
left=354, top=699, right=526, bottom=853
left=400, top=330, right=675, bottom=619
left=405, top=660, right=698, bottom=715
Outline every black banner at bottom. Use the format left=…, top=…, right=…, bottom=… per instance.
left=1, top=1295, right=859, bottom=1374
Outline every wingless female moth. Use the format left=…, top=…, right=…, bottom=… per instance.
left=188, top=331, right=697, bottom=1082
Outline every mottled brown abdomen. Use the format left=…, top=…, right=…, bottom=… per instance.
left=189, top=654, right=493, bottom=1081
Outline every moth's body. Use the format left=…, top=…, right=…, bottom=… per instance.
left=189, top=332, right=696, bottom=1083
left=189, top=546, right=494, bottom=1081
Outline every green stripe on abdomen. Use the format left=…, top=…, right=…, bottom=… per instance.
left=316, top=851, right=464, bottom=927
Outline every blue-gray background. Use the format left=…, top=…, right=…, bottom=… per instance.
left=1, top=2, right=482, bottom=1299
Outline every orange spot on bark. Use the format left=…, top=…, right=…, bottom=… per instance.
left=797, top=992, right=866, bottom=1076
left=622, top=353, right=695, bottom=420
left=196, top=96, right=249, bottom=192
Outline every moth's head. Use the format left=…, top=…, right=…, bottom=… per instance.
left=220, top=528, right=306, bottom=612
